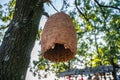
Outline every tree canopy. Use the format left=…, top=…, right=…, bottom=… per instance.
left=0, top=0, right=120, bottom=80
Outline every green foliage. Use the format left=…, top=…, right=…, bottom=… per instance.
left=34, top=0, right=120, bottom=78
left=31, top=54, right=70, bottom=78
left=36, top=28, right=42, bottom=40
left=0, top=0, right=15, bottom=23
left=0, top=0, right=16, bottom=43
left=1, top=0, right=120, bottom=79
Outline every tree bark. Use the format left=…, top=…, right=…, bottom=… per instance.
left=0, top=0, right=44, bottom=80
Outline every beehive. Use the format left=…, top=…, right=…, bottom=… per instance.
left=41, top=12, right=77, bottom=62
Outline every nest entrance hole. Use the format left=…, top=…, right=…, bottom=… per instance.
left=43, top=43, right=72, bottom=62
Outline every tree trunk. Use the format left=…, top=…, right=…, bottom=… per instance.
left=0, top=0, right=44, bottom=80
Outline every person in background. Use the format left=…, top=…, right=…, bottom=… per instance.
left=80, top=75, right=84, bottom=80
left=66, top=75, right=71, bottom=80
left=93, top=74, right=100, bottom=80
left=87, top=74, right=92, bottom=80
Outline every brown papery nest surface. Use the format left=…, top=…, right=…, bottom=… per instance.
left=41, top=12, right=77, bottom=62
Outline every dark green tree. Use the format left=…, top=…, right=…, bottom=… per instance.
left=0, top=0, right=44, bottom=79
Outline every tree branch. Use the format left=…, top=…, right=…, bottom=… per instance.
left=60, top=0, right=66, bottom=11
left=43, top=12, right=49, bottom=18
left=74, top=0, right=89, bottom=22
left=94, top=0, right=120, bottom=11
left=94, top=0, right=105, bottom=18
left=49, top=2, right=59, bottom=12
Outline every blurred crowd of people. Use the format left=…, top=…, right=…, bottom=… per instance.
left=66, top=73, right=120, bottom=80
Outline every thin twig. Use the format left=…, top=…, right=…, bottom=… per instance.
left=94, top=0, right=105, bottom=18
left=60, top=0, right=65, bottom=11
left=94, top=0, right=120, bottom=11
left=101, top=5, right=120, bottom=11
left=75, top=0, right=89, bottom=22
left=49, top=2, right=59, bottom=12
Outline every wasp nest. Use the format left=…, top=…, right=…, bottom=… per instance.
left=41, top=12, right=77, bottom=62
